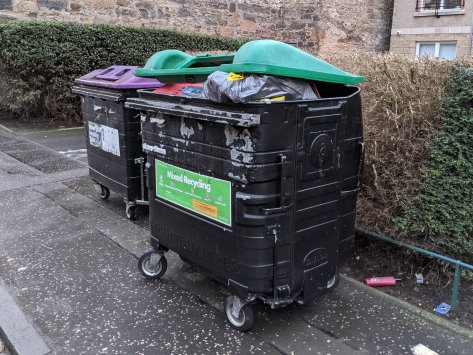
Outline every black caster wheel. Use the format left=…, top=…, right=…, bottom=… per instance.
left=224, top=296, right=254, bottom=332
left=98, top=185, right=110, bottom=200
left=126, top=205, right=137, bottom=220
left=326, top=270, right=340, bottom=292
left=138, top=251, right=167, bottom=280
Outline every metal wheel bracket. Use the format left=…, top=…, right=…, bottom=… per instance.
left=230, top=295, right=250, bottom=319
left=149, top=253, right=163, bottom=270
left=93, top=183, right=103, bottom=194
left=125, top=199, right=137, bottom=207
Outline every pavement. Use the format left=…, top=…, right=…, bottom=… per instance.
left=0, top=124, right=472, bottom=355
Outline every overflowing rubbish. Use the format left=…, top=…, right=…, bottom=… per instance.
left=202, top=71, right=319, bottom=103
left=153, top=83, right=203, bottom=96
left=365, top=276, right=402, bottom=286
left=411, top=344, right=439, bottom=355
left=434, top=302, right=451, bottom=315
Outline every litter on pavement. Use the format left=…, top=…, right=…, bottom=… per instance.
left=434, top=302, right=451, bottom=315
left=411, top=343, right=439, bottom=355
left=365, top=276, right=402, bottom=286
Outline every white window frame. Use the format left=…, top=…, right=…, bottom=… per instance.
left=416, top=41, right=457, bottom=59
left=418, top=0, right=463, bottom=11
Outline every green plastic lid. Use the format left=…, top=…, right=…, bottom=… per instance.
left=218, top=40, right=365, bottom=85
left=135, top=50, right=235, bottom=83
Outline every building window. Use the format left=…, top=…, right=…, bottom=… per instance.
left=416, top=0, right=464, bottom=11
left=416, top=42, right=457, bottom=59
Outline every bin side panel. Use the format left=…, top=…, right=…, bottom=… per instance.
left=293, top=93, right=362, bottom=303
left=142, top=102, right=297, bottom=295
left=80, top=91, right=147, bottom=201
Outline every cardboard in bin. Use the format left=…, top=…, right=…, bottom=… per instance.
left=135, top=50, right=235, bottom=83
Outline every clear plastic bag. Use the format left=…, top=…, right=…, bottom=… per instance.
left=203, top=71, right=318, bottom=103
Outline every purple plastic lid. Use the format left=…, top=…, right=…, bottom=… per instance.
left=74, top=66, right=164, bottom=89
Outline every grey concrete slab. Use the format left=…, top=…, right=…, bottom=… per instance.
left=0, top=130, right=84, bottom=173
left=0, top=187, right=276, bottom=354
left=0, top=283, right=51, bottom=355
left=0, top=151, right=87, bottom=192
left=20, top=127, right=87, bottom=164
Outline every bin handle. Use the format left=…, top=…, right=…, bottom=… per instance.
left=357, top=142, right=365, bottom=187
left=260, top=154, right=293, bottom=215
left=340, top=141, right=364, bottom=198
left=145, top=162, right=153, bottom=192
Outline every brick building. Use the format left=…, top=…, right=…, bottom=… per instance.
left=390, top=0, right=473, bottom=58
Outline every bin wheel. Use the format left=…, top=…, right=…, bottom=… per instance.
left=326, top=271, right=340, bottom=292
left=138, top=251, right=167, bottom=280
left=98, top=185, right=110, bottom=200
left=224, top=296, right=254, bottom=332
left=126, top=205, right=137, bottom=220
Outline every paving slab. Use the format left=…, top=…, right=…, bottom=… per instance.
left=0, top=283, right=51, bottom=355
left=0, top=187, right=276, bottom=354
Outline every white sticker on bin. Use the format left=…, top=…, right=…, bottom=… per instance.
left=143, top=143, right=166, bottom=155
left=88, top=122, right=120, bottom=157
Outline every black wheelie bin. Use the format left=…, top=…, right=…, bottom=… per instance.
left=72, top=53, right=234, bottom=219
left=72, top=66, right=163, bottom=219
left=129, top=40, right=365, bottom=331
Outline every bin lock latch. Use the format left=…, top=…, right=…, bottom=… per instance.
left=267, top=224, right=281, bottom=243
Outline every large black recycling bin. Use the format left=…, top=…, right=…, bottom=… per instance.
left=72, top=66, right=162, bottom=219
left=129, top=40, right=365, bottom=331
left=127, top=82, right=364, bottom=330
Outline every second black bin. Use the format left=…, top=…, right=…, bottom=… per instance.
left=72, top=66, right=162, bottom=219
left=127, top=80, right=364, bottom=331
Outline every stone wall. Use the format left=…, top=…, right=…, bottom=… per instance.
left=1, top=0, right=394, bottom=55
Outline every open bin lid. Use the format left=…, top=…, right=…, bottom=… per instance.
left=74, top=66, right=163, bottom=89
left=219, top=40, right=364, bottom=85
left=135, top=50, right=235, bottom=83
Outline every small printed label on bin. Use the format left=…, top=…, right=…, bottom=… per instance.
left=155, top=159, right=232, bottom=226
left=88, top=122, right=120, bottom=157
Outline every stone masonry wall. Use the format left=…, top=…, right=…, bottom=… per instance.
left=1, top=0, right=394, bottom=55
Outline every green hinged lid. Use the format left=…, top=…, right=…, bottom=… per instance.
left=218, top=40, right=365, bottom=85
left=135, top=50, right=235, bottom=83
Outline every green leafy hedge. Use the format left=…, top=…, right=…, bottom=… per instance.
left=396, top=65, right=473, bottom=257
left=0, top=20, right=245, bottom=121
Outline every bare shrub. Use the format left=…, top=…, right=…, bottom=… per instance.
left=321, top=52, right=456, bottom=238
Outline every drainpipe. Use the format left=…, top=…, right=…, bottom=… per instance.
left=468, top=2, right=473, bottom=57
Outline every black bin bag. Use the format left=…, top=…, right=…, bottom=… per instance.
left=203, top=71, right=318, bottom=103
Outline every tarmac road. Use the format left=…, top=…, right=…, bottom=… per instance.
left=0, top=126, right=472, bottom=354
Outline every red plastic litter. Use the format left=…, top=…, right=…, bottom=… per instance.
left=153, top=83, right=203, bottom=96
left=365, top=276, right=401, bottom=286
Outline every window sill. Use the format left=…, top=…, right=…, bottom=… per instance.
left=414, top=9, right=465, bottom=17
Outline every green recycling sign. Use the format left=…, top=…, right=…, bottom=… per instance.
left=155, top=159, right=232, bottom=226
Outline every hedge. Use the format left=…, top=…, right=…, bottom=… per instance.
left=0, top=20, right=245, bottom=121
left=395, top=65, right=473, bottom=257
left=326, top=53, right=472, bottom=260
